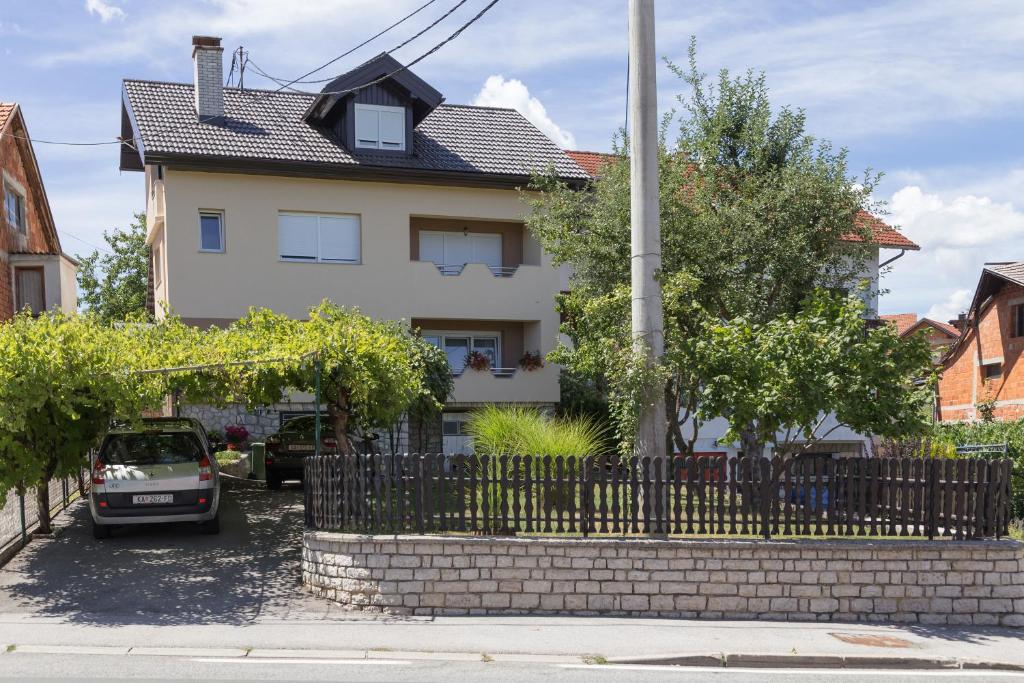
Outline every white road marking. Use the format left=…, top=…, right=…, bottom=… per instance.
left=192, top=658, right=409, bottom=666
left=559, top=664, right=1024, bottom=677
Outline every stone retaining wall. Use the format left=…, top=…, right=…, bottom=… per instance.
left=302, top=532, right=1024, bottom=626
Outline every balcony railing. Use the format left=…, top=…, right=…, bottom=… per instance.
left=432, top=263, right=519, bottom=277
left=454, top=366, right=518, bottom=378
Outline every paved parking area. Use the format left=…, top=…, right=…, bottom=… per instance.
left=0, top=479, right=333, bottom=625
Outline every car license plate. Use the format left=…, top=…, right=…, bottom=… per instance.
left=288, top=444, right=314, bottom=452
left=133, top=494, right=173, bottom=505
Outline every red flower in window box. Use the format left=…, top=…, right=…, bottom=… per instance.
left=465, top=351, right=492, bottom=372
left=519, top=350, right=545, bottom=371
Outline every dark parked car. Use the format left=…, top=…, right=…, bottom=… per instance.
left=264, top=416, right=338, bottom=490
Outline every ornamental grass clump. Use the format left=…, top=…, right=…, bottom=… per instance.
left=465, top=406, right=609, bottom=518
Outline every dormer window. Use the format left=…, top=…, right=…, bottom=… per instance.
left=354, top=104, right=405, bottom=151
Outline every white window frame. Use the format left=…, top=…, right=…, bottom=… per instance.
left=153, top=243, right=163, bottom=286
left=278, top=212, right=362, bottom=265
left=423, top=331, right=501, bottom=374
left=198, top=210, right=225, bottom=253
left=353, top=103, right=406, bottom=151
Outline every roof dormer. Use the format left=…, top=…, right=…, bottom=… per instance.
left=303, top=53, right=444, bottom=156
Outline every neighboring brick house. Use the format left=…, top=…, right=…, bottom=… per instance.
left=938, top=262, right=1024, bottom=422
left=881, top=313, right=960, bottom=361
left=118, top=38, right=589, bottom=447
left=0, top=102, right=77, bottom=319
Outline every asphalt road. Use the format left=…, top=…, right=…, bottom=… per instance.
left=2, top=653, right=1024, bottom=683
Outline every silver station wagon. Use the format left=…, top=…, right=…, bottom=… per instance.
left=89, top=418, right=220, bottom=539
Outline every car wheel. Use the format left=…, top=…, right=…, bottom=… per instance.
left=266, top=473, right=282, bottom=490
left=200, top=514, right=220, bottom=535
left=92, top=522, right=111, bottom=540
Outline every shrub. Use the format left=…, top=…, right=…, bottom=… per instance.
left=465, top=406, right=609, bottom=518
left=933, top=419, right=1024, bottom=519
left=465, top=405, right=608, bottom=457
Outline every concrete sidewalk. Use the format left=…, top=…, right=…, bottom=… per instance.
left=0, top=612, right=1021, bottom=670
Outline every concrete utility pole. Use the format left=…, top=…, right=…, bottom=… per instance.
left=628, top=0, right=666, bottom=459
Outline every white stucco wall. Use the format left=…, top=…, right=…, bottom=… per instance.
left=154, top=169, right=563, bottom=405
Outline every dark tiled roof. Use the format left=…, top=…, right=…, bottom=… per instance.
left=986, top=261, right=1024, bottom=287
left=123, top=80, right=589, bottom=181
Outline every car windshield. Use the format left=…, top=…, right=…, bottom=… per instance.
left=100, top=432, right=204, bottom=466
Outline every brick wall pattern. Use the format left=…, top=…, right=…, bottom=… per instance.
left=304, top=533, right=1024, bottom=627
left=939, top=282, right=1024, bottom=422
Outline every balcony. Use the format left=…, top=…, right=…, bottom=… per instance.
left=450, top=364, right=558, bottom=405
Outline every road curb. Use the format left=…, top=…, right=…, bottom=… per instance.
left=606, top=651, right=1024, bottom=671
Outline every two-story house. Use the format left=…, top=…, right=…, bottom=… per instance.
left=1, top=103, right=77, bottom=319
left=938, top=262, right=1024, bottom=422
left=119, top=37, right=588, bottom=450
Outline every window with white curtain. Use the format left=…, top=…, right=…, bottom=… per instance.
left=278, top=213, right=361, bottom=263
left=14, top=267, right=44, bottom=314
left=354, top=104, right=405, bottom=151
left=419, top=231, right=502, bottom=272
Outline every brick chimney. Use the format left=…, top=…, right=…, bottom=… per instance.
left=192, top=35, right=224, bottom=122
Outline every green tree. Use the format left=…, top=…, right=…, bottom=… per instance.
left=165, top=301, right=452, bottom=455
left=0, top=311, right=168, bottom=533
left=77, top=213, right=150, bottom=321
left=530, top=43, right=923, bottom=457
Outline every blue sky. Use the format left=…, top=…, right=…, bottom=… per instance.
left=2, top=0, right=1023, bottom=320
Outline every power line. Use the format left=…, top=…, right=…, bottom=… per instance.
left=263, top=0, right=440, bottom=91
left=299, top=0, right=499, bottom=98
left=0, top=0, right=478, bottom=148
left=61, top=231, right=111, bottom=254
left=250, top=0, right=468, bottom=87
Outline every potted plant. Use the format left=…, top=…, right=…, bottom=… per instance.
left=465, top=350, right=492, bottom=372
left=224, top=424, right=250, bottom=451
left=519, top=350, right=544, bottom=371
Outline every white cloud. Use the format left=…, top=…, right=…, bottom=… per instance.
left=925, top=289, right=972, bottom=324
left=472, top=75, right=576, bottom=148
left=85, top=0, right=125, bottom=23
left=879, top=175, right=1024, bottom=318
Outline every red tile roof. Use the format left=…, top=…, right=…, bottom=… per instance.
left=564, top=150, right=618, bottom=177
left=926, top=319, right=961, bottom=337
left=884, top=315, right=961, bottom=339
left=0, top=102, right=16, bottom=131
left=880, top=313, right=918, bottom=335
left=844, top=211, right=919, bottom=250
left=564, top=150, right=919, bottom=251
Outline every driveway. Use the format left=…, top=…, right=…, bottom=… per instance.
left=0, top=478, right=334, bottom=625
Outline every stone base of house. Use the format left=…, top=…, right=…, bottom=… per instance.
left=302, top=532, right=1024, bottom=626
left=181, top=402, right=321, bottom=442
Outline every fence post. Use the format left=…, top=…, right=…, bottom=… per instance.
left=760, top=458, right=772, bottom=540
left=19, top=494, right=27, bottom=546
left=926, top=458, right=937, bottom=540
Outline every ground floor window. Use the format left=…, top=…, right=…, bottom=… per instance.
left=14, top=266, right=44, bottom=315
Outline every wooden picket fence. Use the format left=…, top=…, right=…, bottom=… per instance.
left=304, top=454, right=1015, bottom=540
